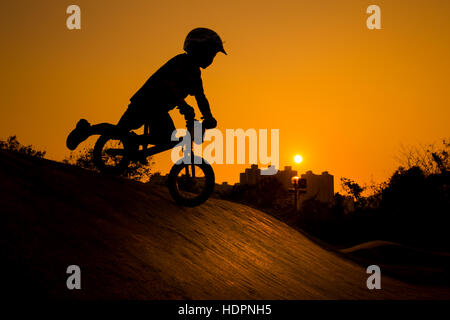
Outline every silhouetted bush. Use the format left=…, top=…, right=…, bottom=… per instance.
left=63, top=146, right=96, bottom=170
left=0, top=135, right=46, bottom=158
left=377, top=165, right=450, bottom=249
left=63, top=147, right=155, bottom=182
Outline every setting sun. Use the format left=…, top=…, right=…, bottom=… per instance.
left=294, top=155, right=303, bottom=164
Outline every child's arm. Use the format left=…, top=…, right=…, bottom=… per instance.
left=176, top=100, right=195, bottom=119
left=194, top=92, right=213, bottom=119
left=195, top=93, right=217, bottom=128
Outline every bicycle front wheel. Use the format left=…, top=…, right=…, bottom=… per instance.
left=167, top=158, right=215, bottom=207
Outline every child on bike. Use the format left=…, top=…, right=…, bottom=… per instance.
left=67, top=28, right=226, bottom=150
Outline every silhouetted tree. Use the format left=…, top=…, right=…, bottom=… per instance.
left=0, top=135, right=46, bottom=158
left=341, top=177, right=365, bottom=201
left=397, top=139, right=449, bottom=175
left=340, top=177, right=367, bottom=209
left=378, top=164, right=449, bottom=249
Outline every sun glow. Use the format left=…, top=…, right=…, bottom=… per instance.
left=294, top=155, right=303, bottom=164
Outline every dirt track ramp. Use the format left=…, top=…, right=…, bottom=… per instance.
left=2, top=151, right=448, bottom=299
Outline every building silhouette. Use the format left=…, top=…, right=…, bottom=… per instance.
left=239, top=164, right=298, bottom=190
left=239, top=164, right=261, bottom=186
left=238, top=165, right=335, bottom=207
left=299, top=171, right=334, bottom=205
left=276, top=166, right=298, bottom=189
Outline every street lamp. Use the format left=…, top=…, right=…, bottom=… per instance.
left=291, top=176, right=299, bottom=211
left=290, top=176, right=307, bottom=211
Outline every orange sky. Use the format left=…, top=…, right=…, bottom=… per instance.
left=1, top=0, right=449, bottom=189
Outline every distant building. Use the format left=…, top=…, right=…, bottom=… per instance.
left=300, top=171, right=334, bottom=205
left=238, top=165, right=336, bottom=209
left=239, top=164, right=298, bottom=190
left=239, top=164, right=261, bottom=186
left=275, top=166, right=298, bottom=190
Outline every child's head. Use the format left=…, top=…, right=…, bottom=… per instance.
left=184, top=28, right=226, bottom=69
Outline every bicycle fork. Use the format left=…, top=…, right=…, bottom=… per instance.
left=184, top=139, right=196, bottom=178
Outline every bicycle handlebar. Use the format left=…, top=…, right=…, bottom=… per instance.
left=185, top=118, right=207, bottom=145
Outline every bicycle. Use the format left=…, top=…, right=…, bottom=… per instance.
left=92, top=118, right=215, bottom=207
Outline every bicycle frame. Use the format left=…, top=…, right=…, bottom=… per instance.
left=94, top=118, right=215, bottom=206
left=105, top=118, right=204, bottom=178
left=137, top=118, right=203, bottom=179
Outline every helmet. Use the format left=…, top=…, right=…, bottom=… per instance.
left=184, top=28, right=227, bottom=55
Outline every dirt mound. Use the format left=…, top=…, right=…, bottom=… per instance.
left=2, top=151, right=449, bottom=299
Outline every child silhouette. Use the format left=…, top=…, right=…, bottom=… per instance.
left=67, top=28, right=226, bottom=151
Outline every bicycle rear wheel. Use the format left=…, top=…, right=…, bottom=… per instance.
left=93, top=135, right=130, bottom=175
left=167, top=158, right=215, bottom=207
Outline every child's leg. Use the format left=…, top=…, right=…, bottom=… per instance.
left=147, top=113, right=177, bottom=146
left=66, top=119, right=92, bottom=150
left=66, top=105, right=144, bottom=151
left=116, top=104, right=145, bottom=131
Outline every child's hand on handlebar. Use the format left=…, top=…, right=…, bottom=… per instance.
left=202, top=115, right=217, bottom=129
left=178, top=104, right=196, bottom=120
